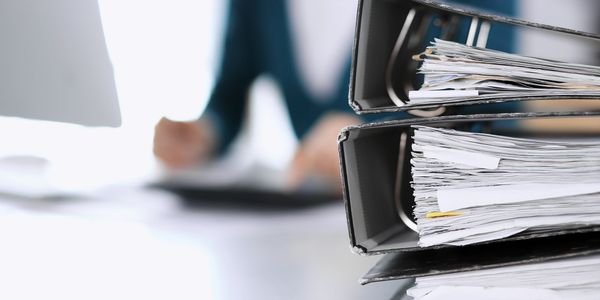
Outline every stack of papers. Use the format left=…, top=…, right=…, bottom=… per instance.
left=407, top=255, right=600, bottom=300
left=407, top=39, right=600, bottom=105
left=411, top=126, right=600, bottom=247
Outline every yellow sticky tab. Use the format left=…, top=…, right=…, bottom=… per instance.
left=426, top=211, right=463, bottom=219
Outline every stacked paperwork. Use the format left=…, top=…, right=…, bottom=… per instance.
left=407, top=39, right=600, bottom=105
left=411, top=126, right=600, bottom=247
left=407, top=255, right=600, bottom=300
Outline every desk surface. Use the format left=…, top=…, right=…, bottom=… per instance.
left=0, top=185, right=403, bottom=300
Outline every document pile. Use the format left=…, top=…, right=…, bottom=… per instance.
left=408, top=39, right=600, bottom=104
left=407, top=255, right=600, bottom=300
left=411, top=126, right=600, bottom=247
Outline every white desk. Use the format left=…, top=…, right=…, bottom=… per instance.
left=0, top=185, right=402, bottom=300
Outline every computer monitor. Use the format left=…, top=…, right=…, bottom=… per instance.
left=0, top=0, right=121, bottom=127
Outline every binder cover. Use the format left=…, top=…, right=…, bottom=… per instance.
left=360, top=230, right=600, bottom=284
left=339, top=112, right=600, bottom=255
left=350, top=0, right=600, bottom=115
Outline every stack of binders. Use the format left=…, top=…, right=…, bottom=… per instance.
left=339, top=0, right=600, bottom=298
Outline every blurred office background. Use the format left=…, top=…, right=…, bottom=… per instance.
left=518, top=0, right=600, bottom=64
left=0, top=1, right=397, bottom=299
left=0, top=0, right=298, bottom=193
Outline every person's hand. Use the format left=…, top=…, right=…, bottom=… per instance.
left=153, top=117, right=216, bottom=169
left=287, top=112, right=361, bottom=193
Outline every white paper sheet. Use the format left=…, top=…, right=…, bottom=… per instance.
left=411, top=125, right=600, bottom=246
left=404, top=39, right=600, bottom=106
left=407, top=255, right=600, bottom=300
left=412, top=286, right=563, bottom=300
left=437, top=183, right=600, bottom=212
left=421, top=145, right=500, bottom=170
left=408, top=90, right=479, bottom=100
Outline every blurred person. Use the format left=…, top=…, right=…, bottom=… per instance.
left=153, top=0, right=516, bottom=193
left=154, top=0, right=362, bottom=192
